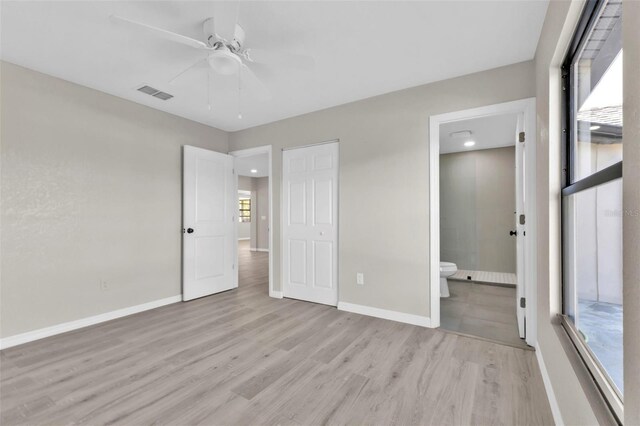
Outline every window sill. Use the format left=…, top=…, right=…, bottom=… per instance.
left=553, top=315, right=622, bottom=425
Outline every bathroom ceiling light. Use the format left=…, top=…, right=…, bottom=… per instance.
left=590, top=125, right=601, bottom=130
left=464, top=141, right=476, bottom=147
left=250, top=169, right=258, bottom=173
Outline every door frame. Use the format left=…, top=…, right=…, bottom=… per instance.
left=229, top=145, right=275, bottom=298
left=428, top=97, right=537, bottom=346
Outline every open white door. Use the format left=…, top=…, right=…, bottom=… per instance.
left=515, top=114, right=526, bottom=338
left=282, top=142, right=339, bottom=306
left=183, top=145, right=237, bottom=301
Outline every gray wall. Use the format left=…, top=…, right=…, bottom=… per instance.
left=440, top=146, right=516, bottom=273
left=230, top=60, right=535, bottom=317
left=0, top=62, right=228, bottom=338
left=534, top=1, right=640, bottom=424
left=254, top=177, right=269, bottom=251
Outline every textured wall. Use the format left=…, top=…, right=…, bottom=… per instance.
left=440, top=146, right=516, bottom=273
left=0, top=62, right=228, bottom=338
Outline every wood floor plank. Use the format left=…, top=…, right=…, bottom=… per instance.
left=0, top=241, right=554, bottom=425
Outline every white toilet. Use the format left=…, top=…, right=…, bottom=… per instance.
left=440, top=261, right=457, bottom=298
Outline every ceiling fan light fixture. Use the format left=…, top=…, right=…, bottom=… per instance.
left=208, top=49, right=241, bottom=75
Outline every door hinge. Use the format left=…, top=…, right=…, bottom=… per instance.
left=519, top=214, right=526, bottom=225
left=519, top=132, right=525, bottom=143
left=232, top=264, right=235, bottom=270
left=520, top=297, right=526, bottom=308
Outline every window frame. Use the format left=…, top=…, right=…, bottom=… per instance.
left=239, top=198, right=251, bottom=223
left=560, top=0, right=624, bottom=420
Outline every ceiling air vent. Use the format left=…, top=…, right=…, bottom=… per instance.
left=137, top=85, right=173, bottom=101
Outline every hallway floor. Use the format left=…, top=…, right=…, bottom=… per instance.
left=440, top=280, right=530, bottom=350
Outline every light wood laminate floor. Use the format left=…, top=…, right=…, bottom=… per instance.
left=1, top=242, right=553, bottom=425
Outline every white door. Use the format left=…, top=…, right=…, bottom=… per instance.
left=283, top=142, right=339, bottom=306
left=183, top=145, right=237, bottom=301
left=515, top=114, right=526, bottom=338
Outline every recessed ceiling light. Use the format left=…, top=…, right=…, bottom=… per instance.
left=464, top=141, right=476, bottom=147
left=590, top=125, right=601, bottom=130
left=450, top=130, right=472, bottom=138
left=250, top=169, right=258, bottom=174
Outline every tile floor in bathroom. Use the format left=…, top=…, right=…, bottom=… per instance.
left=440, top=280, right=530, bottom=350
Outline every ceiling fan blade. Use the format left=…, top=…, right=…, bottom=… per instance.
left=246, top=49, right=315, bottom=71
left=110, top=14, right=208, bottom=50
left=240, top=63, right=271, bottom=101
left=243, top=60, right=275, bottom=84
left=168, top=57, right=208, bottom=84
left=213, top=3, right=239, bottom=42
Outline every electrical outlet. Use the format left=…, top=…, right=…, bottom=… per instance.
left=356, top=273, right=364, bottom=285
left=100, top=280, right=108, bottom=291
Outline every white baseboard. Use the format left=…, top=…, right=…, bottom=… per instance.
left=337, top=302, right=431, bottom=327
left=250, top=247, right=269, bottom=252
left=238, top=237, right=250, bottom=241
left=535, top=343, right=564, bottom=426
left=269, top=290, right=283, bottom=299
left=0, top=295, right=182, bottom=350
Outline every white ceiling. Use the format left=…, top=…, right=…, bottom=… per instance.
left=0, top=1, right=548, bottom=132
left=235, top=153, right=269, bottom=177
left=440, top=113, right=518, bottom=154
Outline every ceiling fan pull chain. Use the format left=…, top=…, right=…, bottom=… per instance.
left=237, top=67, right=243, bottom=120
left=207, top=70, right=212, bottom=111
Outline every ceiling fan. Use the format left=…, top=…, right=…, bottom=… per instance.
left=110, top=12, right=314, bottom=103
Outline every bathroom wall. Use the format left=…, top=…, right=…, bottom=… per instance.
left=440, top=146, right=516, bottom=273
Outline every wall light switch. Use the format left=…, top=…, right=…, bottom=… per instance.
left=356, top=273, right=364, bottom=285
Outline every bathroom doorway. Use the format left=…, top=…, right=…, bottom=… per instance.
left=429, top=98, right=537, bottom=348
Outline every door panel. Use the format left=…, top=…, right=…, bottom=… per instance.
left=289, top=239, right=307, bottom=285
left=313, top=178, right=333, bottom=225
left=183, top=145, right=236, bottom=301
left=283, top=142, right=339, bottom=306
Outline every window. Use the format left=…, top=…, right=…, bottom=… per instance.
left=239, top=198, right=251, bottom=222
left=562, top=0, right=623, bottom=418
